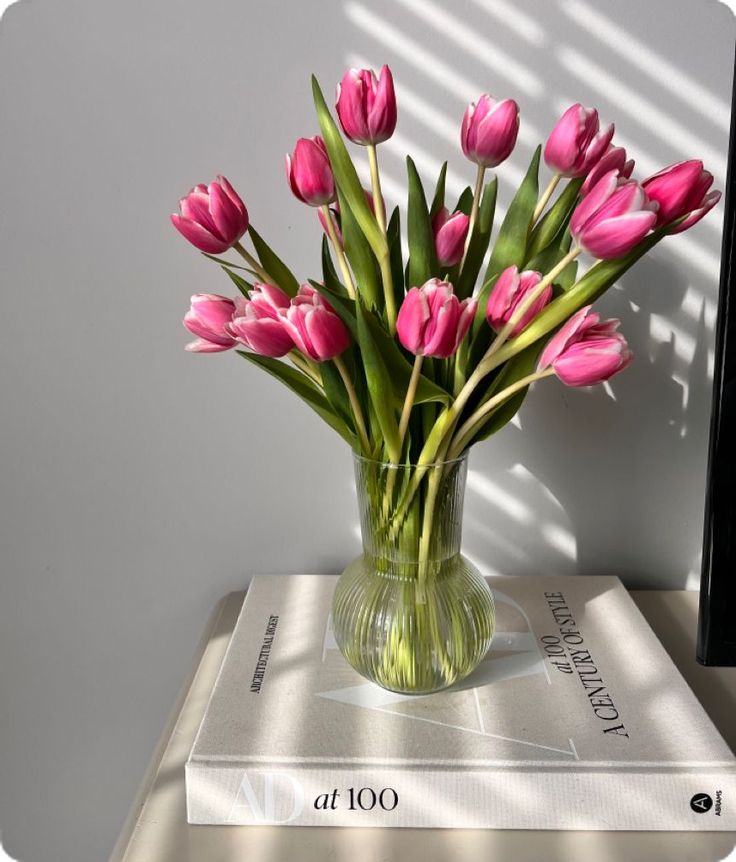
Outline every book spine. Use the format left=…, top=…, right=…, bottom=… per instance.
left=186, top=763, right=736, bottom=830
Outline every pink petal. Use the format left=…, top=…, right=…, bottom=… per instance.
left=208, top=180, right=246, bottom=245
left=579, top=210, right=657, bottom=259
left=570, top=170, right=620, bottom=238
left=669, top=189, right=721, bottom=234
left=397, top=287, right=430, bottom=354
left=538, top=305, right=594, bottom=369
left=216, top=175, right=248, bottom=220
left=185, top=337, right=232, bottom=353
left=171, top=214, right=230, bottom=253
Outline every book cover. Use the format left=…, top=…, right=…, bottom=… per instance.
left=186, top=575, right=736, bottom=829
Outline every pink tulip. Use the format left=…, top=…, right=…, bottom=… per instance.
left=581, top=145, right=634, bottom=196
left=570, top=170, right=658, bottom=259
left=171, top=176, right=248, bottom=254
left=278, top=285, right=351, bottom=362
left=183, top=294, right=237, bottom=353
left=486, top=266, right=553, bottom=337
left=286, top=137, right=336, bottom=207
left=396, top=279, right=477, bottom=359
left=226, top=284, right=294, bottom=358
left=544, top=104, right=614, bottom=178
left=432, top=208, right=471, bottom=268
left=335, top=65, right=397, bottom=145
left=642, top=160, right=721, bottom=232
left=461, top=94, right=520, bottom=168
left=538, top=305, right=633, bottom=387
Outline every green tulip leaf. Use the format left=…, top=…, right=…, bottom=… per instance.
left=430, top=161, right=448, bottom=218
left=484, top=145, right=541, bottom=286
left=387, top=206, right=406, bottom=315
left=456, top=177, right=498, bottom=300
left=320, top=355, right=358, bottom=428
left=556, top=259, right=579, bottom=291
left=407, top=156, right=438, bottom=288
left=455, top=186, right=474, bottom=215
left=200, top=252, right=250, bottom=271
left=337, top=187, right=382, bottom=310
left=355, top=300, right=401, bottom=461
left=248, top=226, right=300, bottom=296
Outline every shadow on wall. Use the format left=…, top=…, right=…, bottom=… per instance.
left=340, top=0, right=733, bottom=588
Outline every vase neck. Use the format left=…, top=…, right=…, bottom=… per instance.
left=353, top=454, right=468, bottom=574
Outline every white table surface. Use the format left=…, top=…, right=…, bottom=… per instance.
left=111, top=589, right=736, bottom=862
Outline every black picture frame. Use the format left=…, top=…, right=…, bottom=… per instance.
left=697, top=46, right=736, bottom=667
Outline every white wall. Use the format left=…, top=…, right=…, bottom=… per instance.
left=0, top=0, right=733, bottom=859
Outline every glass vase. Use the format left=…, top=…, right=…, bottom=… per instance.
left=331, top=452, right=495, bottom=694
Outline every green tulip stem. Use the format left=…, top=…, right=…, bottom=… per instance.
left=321, top=206, right=357, bottom=300
left=533, top=173, right=561, bottom=223
left=460, top=164, right=486, bottom=272
left=367, top=145, right=398, bottom=334
left=448, top=369, right=555, bottom=458
left=367, top=144, right=387, bottom=233
left=233, top=241, right=276, bottom=286
left=398, top=354, right=424, bottom=444
left=334, top=355, right=371, bottom=452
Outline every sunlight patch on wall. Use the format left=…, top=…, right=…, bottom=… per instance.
left=392, top=0, right=544, bottom=97
left=559, top=0, right=731, bottom=132
left=556, top=46, right=727, bottom=181
left=469, top=0, right=547, bottom=45
left=467, top=470, right=533, bottom=524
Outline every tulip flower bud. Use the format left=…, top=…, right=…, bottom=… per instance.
left=544, top=104, right=614, bottom=178
left=461, top=94, right=520, bottom=168
left=432, top=208, right=471, bottom=268
left=286, top=137, right=336, bottom=207
left=580, top=145, right=634, bottom=196
left=642, top=160, right=721, bottom=233
left=538, top=305, right=633, bottom=387
left=570, top=170, right=658, bottom=259
left=226, top=283, right=294, bottom=358
left=397, top=279, right=477, bottom=359
left=486, top=266, right=553, bottom=337
left=278, top=285, right=351, bottom=362
left=336, top=65, right=397, bottom=145
left=171, top=176, right=249, bottom=254
left=183, top=294, right=238, bottom=353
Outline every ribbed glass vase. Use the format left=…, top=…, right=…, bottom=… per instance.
left=332, top=452, right=495, bottom=694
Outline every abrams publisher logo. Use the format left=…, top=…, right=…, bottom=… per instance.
left=690, top=792, right=713, bottom=813
left=228, top=771, right=305, bottom=824
left=690, top=791, right=722, bottom=815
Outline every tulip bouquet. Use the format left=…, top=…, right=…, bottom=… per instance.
left=171, top=64, right=720, bottom=693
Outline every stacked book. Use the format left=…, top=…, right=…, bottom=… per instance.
left=185, top=574, right=736, bottom=829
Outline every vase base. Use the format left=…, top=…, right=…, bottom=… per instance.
left=331, top=553, right=495, bottom=695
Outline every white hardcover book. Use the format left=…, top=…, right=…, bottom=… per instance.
left=186, top=575, right=736, bottom=829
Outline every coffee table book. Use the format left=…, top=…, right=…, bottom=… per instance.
left=185, top=574, right=736, bottom=830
